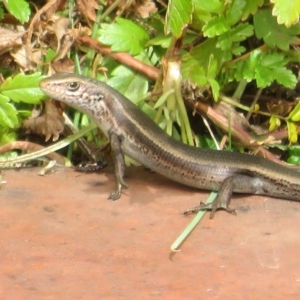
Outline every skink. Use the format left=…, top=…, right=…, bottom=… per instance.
left=40, top=73, right=300, bottom=218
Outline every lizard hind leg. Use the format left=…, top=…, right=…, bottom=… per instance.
left=184, top=175, right=258, bottom=218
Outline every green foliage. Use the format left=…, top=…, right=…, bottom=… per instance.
left=254, top=9, right=300, bottom=51
left=0, top=7, right=4, bottom=20
left=98, top=18, right=150, bottom=55
left=271, top=0, right=300, bottom=27
left=241, top=0, right=264, bottom=20
left=0, top=73, right=46, bottom=104
left=2, top=0, right=30, bottom=24
left=288, top=101, right=300, bottom=122
left=287, top=121, right=298, bottom=144
left=107, top=66, right=149, bottom=105
left=0, top=73, right=46, bottom=129
left=0, top=127, right=17, bottom=146
left=287, top=146, right=300, bottom=165
left=229, top=50, right=297, bottom=88
left=0, top=94, right=18, bottom=128
left=164, top=0, right=193, bottom=37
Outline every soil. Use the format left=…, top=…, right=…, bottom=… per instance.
left=1, top=166, right=299, bottom=299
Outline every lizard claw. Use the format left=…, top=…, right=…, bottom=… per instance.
left=108, top=182, right=128, bottom=200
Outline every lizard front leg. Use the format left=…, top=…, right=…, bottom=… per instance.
left=108, top=132, right=128, bottom=200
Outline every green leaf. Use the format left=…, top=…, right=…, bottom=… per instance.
left=287, top=146, right=300, bottom=165
left=191, top=6, right=211, bottom=30
left=0, top=94, right=18, bottom=128
left=209, top=78, right=220, bottom=100
left=269, top=115, right=281, bottom=131
left=217, top=23, right=254, bottom=50
left=241, top=0, right=264, bottom=20
left=0, top=73, right=46, bottom=104
left=4, top=0, right=30, bottom=24
left=203, top=15, right=231, bottom=37
left=98, top=18, right=150, bottom=55
left=287, top=121, right=298, bottom=143
left=106, top=54, right=149, bottom=104
left=193, top=0, right=223, bottom=14
left=288, top=101, right=300, bottom=122
left=271, top=0, right=300, bottom=27
left=182, top=38, right=223, bottom=85
left=271, top=67, right=297, bottom=88
left=147, top=35, right=172, bottom=48
left=226, top=0, right=246, bottom=26
left=254, top=9, right=300, bottom=51
left=0, top=127, right=17, bottom=146
left=229, top=50, right=297, bottom=88
left=165, top=0, right=193, bottom=37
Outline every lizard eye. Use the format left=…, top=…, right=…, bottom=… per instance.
left=67, top=82, right=80, bottom=90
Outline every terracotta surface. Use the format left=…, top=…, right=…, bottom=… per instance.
left=0, top=166, right=300, bottom=299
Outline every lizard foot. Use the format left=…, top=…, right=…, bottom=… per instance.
left=108, top=182, right=128, bottom=200
left=184, top=200, right=237, bottom=219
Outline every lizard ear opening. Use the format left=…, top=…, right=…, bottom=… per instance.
left=67, top=82, right=80, bottom=91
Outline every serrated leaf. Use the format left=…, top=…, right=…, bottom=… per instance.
left=0, top=73, right=46, bottom=104
left=107, top=54, right=149, bottom=104
left=231, top=23, right=254, bottom=42
left=98, top=18, right=149, bottom=55
left=254, top=9, right=300, bottom=51
left=232, top=45, right=246, bottom=55
left=271, top=67, right=297, bottom=88
left=203, top=15, right=230, bottom=37
left=181, top=38, right=223, bottom=84
left=243, top=49, right=260, bottom=81
left=191, top=6, right=211, bottom=31
left=0, top=95, right=18, bottom=128
left=0, top=127, right=17, bottom=146
left=271, top=0, right=300, bottom=27
left=226, top=0, right=246, bottom=26
left=164, top=0, right=193, bottom=37
left=147, top=35, right=172, bottom=48
left=288, top=101, right=300, bottom=122
left=255, top=66, right=274, bottom=87
left=193, top=0, right=223, bottom=14
left=217, top=23, right=253, bottom=50
left=229, top=49, right=296, bottom=88
left=209, top=78, right=220, bottom=100
left=4, top=0, right=30, bottom=24
left=259, top=52, right=296, bottom=88
left=241, top=0, right=264, bottom=20
left=260, top=52, right=287, bottom=67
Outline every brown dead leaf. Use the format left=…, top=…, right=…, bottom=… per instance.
left=0, top=28, right=24, bottom=55
left=52, top=57, right=75, bottom=73
left=53, top=17, right=70, bottom=55
left=44, top=0, right=67, bottom=19
left=23, top=100, right=65, bottom=142
left=11, top=46, right=42, bottom=71
left=0, top=53, right=15, bottom=72
left=135, top=0, right=158, bottom=18
left=42, top=18, right=83, bottom=62
left=25, top=0, right=68, bottom=66
left=118, top=0, right=157, bottom=18
left=77, top=0, right=99, bottom=24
